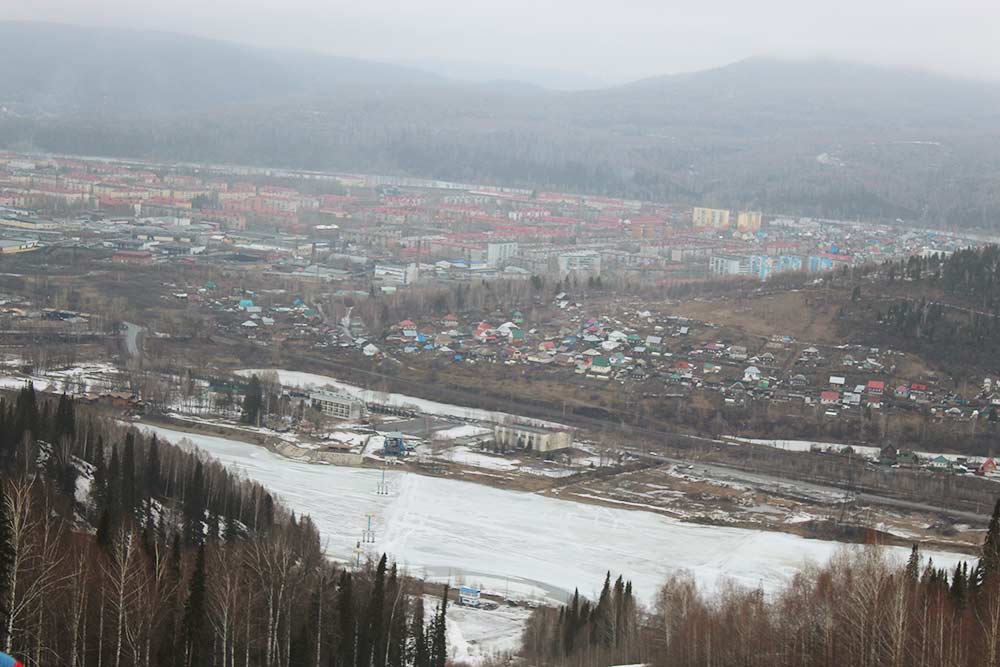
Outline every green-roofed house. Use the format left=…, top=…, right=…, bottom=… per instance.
left=590, top=356, right=612, bottom=375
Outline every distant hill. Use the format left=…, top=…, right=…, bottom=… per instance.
left=0, top=22, right=441, bottom=113
left=2, top=23, right=999, bottom=228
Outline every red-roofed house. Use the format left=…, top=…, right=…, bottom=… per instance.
left=820, top=390, right=841, bottom=405
left=866, top=380, right=885, bottom=396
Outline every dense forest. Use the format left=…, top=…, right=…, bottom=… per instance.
left=523, top=504, right=1000, bottom=667
left=0, top=384, right=448, bottom=667
left=855, top=246, right=1000, bottom=369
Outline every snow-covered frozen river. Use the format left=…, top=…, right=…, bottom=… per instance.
left=137, top=423, right=969, bottom=606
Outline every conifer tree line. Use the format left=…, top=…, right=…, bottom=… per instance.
left=0, top=384, right=448, bottom=667
left=864, top=245, right=1000, bottom=368
left=522, top=499, right=1000, bottom=667
left=521, top=572, right=639, bottom=667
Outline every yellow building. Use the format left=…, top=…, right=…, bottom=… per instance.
left=0, top=240, right=39, bottom=254
left=737, top=211, right=763, bottom=233
left=692, top=206, right=731, bottom=230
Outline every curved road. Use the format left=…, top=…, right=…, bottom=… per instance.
left=122, top=322, right=145, bottom=359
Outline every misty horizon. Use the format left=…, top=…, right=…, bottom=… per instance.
left=7, top=0, right=1000, bottom=88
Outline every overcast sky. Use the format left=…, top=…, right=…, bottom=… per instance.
left=9, top=0, right=1000, bottom=87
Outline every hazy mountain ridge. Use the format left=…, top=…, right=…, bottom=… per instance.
left=2, top=22, right=999, bottom=227
left=0, top=22, right=442, bottom=113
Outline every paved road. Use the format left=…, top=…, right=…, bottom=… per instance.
left=638, top=451, right=989, bottom=524
left=122, top=322, right=144, bottom=359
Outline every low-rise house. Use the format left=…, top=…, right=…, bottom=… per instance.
left=589, top=356, right=612, bottom=375
left=928, top=455, right=952, bottom=470
left=820, top=390, right=840, bottom=405
left=842, top=392, right=862, bottom=406
left=978, top=458, right=997, bottom=475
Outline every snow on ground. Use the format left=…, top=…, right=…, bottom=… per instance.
left=439, top=446, right=520, bottom=471
left=427, top=596, right=531, bottom=665
left=324, top=431, right=368, bottom=448
left=432, top=425, right=492, bottom=441
left=136, top=423, right=971, bottom=607
left=0, top=362, right=122, bottom=394
left=237, top=369, right=566, bottom=428
left=725, top=437, right=879, bottom=457
left=726, top=436, right=984, bottom=463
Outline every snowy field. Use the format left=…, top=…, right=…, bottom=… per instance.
left=236, top=368, right=565, bottom=428
left=726, top=436, right=986, bottom=464
left=137, top=423, right=970, bottom=607
left=427, top=596, right=532, bottom=664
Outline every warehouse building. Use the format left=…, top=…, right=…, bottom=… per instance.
left=493, top=423, right=573, bottom=453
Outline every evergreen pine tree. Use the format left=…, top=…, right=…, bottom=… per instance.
left=13, top=382, right=39, bottom=445
left=564, top=589, right=580, bottom=655
left=0, top=407, right=11, bottom=470
left=288, top=622, right=312, bottom=667
left=361, top=554, right=388, bottom=667
left=122, top=434, right=137, bottom=519
left=96, top=508, right=113, bottom=550
left=182, top=544, right=207, bottom=667
left=107, top=445, right=121, bottom=518
left=241, top=375, right=264, bottom=425
left=431, top=584, right=448, bottom=667
left=183, top=461, right=205, bottom=545
left=387, top=602, right=408, bottom=667
left=91, top=437, right=106, bottom=511
left=592, top=572, right=612, bottom=648
left=336, top=571, right=356, bottom=667
left=54, top=392, right=75, bottom=441
left=981, top=498, right=1000, bottom=578
left=410, top=596, right=428, bottom=667
left=906, top=544, right=921, bottom=582
left=951, top=562, right=967, bottom=607
left=145, top=436, right=161, bottom=498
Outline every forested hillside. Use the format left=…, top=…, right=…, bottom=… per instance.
left=841, top=245, right=1000, bottom=371
left=3, top=22, right=1000, bottom=227
left=0, top=384, right=448, bottom=667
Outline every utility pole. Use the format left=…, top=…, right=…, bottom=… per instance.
left=376, top=467, right=390, bottom=496
left=362, top=513, right=376, bottom=544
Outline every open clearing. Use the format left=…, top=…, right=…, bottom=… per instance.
left=671, top=291, right=843, bottom=344
left=136, top=423, right=969, bottom=607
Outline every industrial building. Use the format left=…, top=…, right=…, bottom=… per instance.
left=493, top=423, right=573, bottom=453
left=310, top=390, right=365, bottom=420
